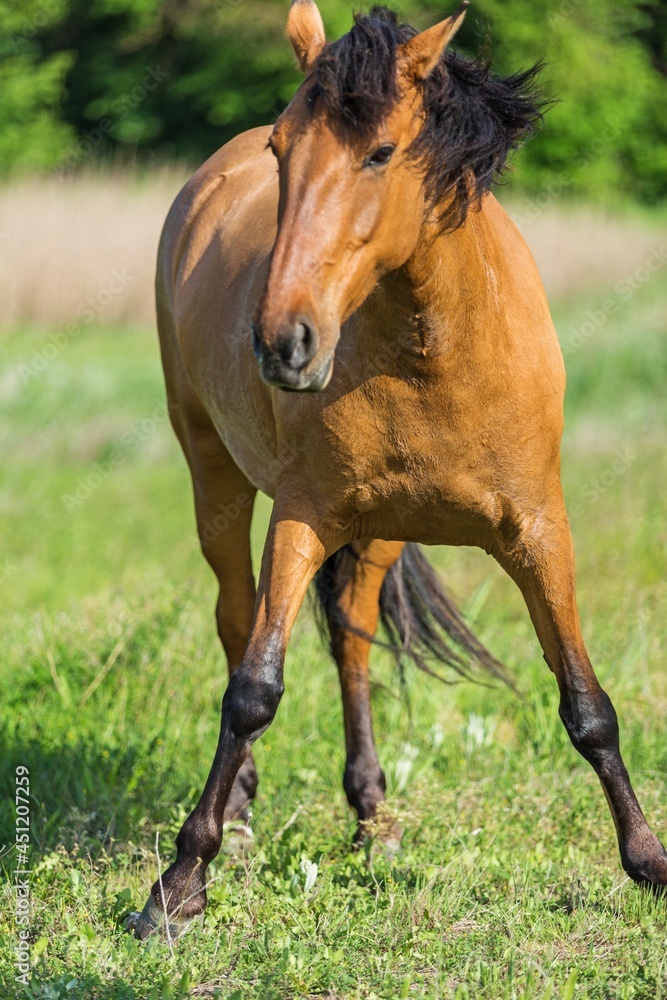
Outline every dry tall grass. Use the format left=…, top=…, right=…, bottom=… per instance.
left=0, top=170, right=664, bottom=330
left=0, top=170, right=187, bottom=330
left=506, top=202, right=666, bottom=302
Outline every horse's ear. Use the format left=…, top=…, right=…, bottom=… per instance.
left=399, top=2, right=468, bottom=81
left=287, top=0, right=326, bottom=75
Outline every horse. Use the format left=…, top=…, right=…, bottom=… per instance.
left=129, top=0, right=667, bottom=939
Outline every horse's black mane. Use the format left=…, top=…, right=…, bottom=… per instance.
left=313, top=6, right=548, bottom=231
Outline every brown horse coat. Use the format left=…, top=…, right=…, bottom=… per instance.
left=128, top=1, right=667, bottom=940
left=160, top=126, right=563, bottom=550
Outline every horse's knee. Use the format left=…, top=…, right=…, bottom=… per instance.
left=559, top=686, right=620, bottom=769
left=223, top=665, right=284, bottom=742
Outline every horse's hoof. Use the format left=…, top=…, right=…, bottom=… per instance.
left=379, top=827, right=403, bottom=859
left=623, top=834, right=667, bottom=895
left=221, top=821, right=254, bottom=857
left=371, top=823, right=403, bottom=860
left=354, top=818, right=403, bottom=860
left=125, top=893, right=200, bottom=942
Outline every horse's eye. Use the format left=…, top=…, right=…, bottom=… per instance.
left=365, top=144, right=395, bottom=168
left=267, top=137, right=278, bottom=158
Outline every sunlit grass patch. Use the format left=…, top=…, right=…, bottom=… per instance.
left=0, top=273, right=665, bottom=996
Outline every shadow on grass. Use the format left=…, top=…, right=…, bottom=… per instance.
left=0, top=723, right=186, bottom=860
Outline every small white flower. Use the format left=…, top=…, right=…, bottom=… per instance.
left=299, top=857, right=318, bottom=893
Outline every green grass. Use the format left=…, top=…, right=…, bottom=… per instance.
left=0, top=276, right=666, bottom=998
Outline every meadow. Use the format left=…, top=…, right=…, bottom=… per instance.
left=0, top=182, right=666, bottom=999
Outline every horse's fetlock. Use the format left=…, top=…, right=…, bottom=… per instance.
left=150, top=854, right=209, bottom=920
left=622, top=829, right=667, bottom=886
left=344, top=756, right=386, bottom=815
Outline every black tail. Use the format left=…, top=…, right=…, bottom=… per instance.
left=314, top=542, right=511, bottom=687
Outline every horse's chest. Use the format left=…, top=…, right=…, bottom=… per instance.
left=313, top=382, right=491, bottom=524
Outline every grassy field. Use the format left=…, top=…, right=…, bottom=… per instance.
left=0, top=212, right=666, bottom=998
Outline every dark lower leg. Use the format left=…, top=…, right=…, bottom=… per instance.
left=199, top=471, right=260, bottom=828
left=216, top=594, right=260, bottom=827
left=223, top=756, right=258, bottom=825
left=154, top=664, right=283, bottom=921
left=499, top=506, right=667, bottom=888
left=139, top=514, right=328, bottom=930
left=557, top=670, right=667, bottom=885
left=327, top=541, right=404, bottom=843
left=339, top=662, right=387, bottom=830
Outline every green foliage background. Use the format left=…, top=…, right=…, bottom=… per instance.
left=0, top=0, right=665, bottom=198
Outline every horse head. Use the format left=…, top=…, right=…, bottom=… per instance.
left=252, top=1, right=468, bottom=391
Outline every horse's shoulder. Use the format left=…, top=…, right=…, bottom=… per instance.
left=472, top=195, right=550, bottom=307
left=159, top=126, right=277, bottom=292
left=166, top=126, right=274, bottom=229
left=200, top=125, right=275, bottom=176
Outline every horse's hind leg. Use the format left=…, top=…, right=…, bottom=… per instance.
left=495, top=486, right=667, bottom=889
left=320, top=540, right=404, bottom=848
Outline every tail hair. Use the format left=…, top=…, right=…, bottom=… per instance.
left=314, top=542, right=511, bottom=688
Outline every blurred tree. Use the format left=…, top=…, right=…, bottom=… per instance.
left=636, top=0, right=667, bottom=73
left=0, top=0, right=665, bottom=202
left=444, top=0, right=667, bottom=202
left=0, top=1, right=75, bottom=171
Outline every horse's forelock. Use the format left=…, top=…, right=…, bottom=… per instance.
left=313, top=7, right=415, bottom=142
left=311, top=6, right=549, bottom=231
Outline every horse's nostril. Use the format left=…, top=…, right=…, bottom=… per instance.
left=251, top=321, right=263, bottom=360
left=297, top=322, right=312, bottom=353
left=273, top=319, right=318, bottom=370
left=288, top=321, right=316, bottom=370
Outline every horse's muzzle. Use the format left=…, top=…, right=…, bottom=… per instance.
left=252, top=318, right=333, bottom=392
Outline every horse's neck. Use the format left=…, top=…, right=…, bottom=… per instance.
left=367, top=199, right=504, bottom=363
left=407, top=202, right=502, bottom=336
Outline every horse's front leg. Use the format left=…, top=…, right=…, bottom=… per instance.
left=494, top=487, right=667, bottom=889
left=130, top=509, right=329, bottom=940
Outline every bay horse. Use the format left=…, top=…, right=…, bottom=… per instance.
left=130, top=1, right=667, bottom=938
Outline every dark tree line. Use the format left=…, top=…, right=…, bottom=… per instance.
left=1, top=0, right=665, bottom=200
